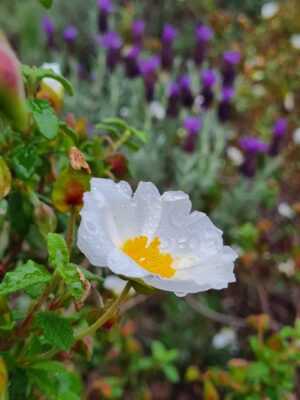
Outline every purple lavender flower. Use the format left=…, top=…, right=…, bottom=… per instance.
left=269, top=118, right=288, bottom=156
left=179, top=75, right=194, bottom=108
left=222, top=50, right=241, bottom=86
left=132, top=19, right=145, bottom=45
left=167, top=82, right=180, bottom=118
left=218, top=86, right=235, bottom=122
left=201, top=70, right=217, bottom=109
left=162, top=24, right=178, bottom=44
left=98, top=0, right=115, bottom=33
left=239, top=136, right=269, bottom=177
left=101, top=32, right=123, bottom=70
left=123, top=45, right=141, bottom=78
left=183, top=117, right=202, bottom=153
left=161, top=24, right=178, bottom=71
left=42, top=17, right=56, bottom=50
left=139, top=56, right=160, bottom=102
left=63, top=25, right=78, bottom=53
left=194, top=25, right=213, bottom=66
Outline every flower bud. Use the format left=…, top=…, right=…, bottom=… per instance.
left=246, top=313, right=270, bottom=333
left=34, top=202, right=57, bottom=239
left=0, top=34, right=28, bottom=130
left=0, top=157, right=11, bottom=199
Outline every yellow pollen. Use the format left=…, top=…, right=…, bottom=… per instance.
left=121, top=236, right=175, bottom=278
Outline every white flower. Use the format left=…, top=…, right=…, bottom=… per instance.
left=77, top=179, right=237, bottom=296
left=293, top=128, right=300, bottom=144
left=277, top=202, right=295, bottom=219
left=104, top=275, right=136, bottom=296
left=41, top=62, right=63, bottom=96
left=227, top=146, right=244, bottom=166
left=278, top=259, right=295, bottom=277
left=290, top=34, right=300, bottom=50
left=149, top=101, right=166, bottom=120
left=261, top=2, right=279, bottom=19
left=212, top=328, right=238, bottom=351
left=284, top=92, right=295, bottom=112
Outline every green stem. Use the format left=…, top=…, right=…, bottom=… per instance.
left=67, top=207, right=77, bottom=252
left=25, top=281, right=132, bottom=364
left=75, top=281, right=132, bottom=341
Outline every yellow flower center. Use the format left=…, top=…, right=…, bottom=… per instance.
left=121, top=236, right=175, bottom=278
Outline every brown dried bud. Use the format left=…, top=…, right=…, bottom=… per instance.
left=69, top=147, right=91, bottom=174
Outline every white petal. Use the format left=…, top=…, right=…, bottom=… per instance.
left=107, top=248, right=150, bottom=278
left=77, top=191, right=115, bottom=266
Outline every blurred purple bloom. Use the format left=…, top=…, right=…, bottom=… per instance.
left=179, top=75, right=194, bottom=108
left=183, top=117, right=202, bottom=153
left=240, top=136, right=268, bottom=177
left=63, top=26, right=78, bottom=42
left=162, top=24, right=178, bottom=43
left=98, top=0, right=114, bottom=33
left=101, top=31, right=122, bottom=49
left=269, top=118, right=288, bottom=156
left=194, top=25, right=213, bottom=65
left=196, top=25, right=213, bottom=42
left=42, top=17, right=56, bottom=50
left=101, top=32, right=122, bottom=70
left=42, top=16, right=55, bottom=35
left=167, top=82, right=180, bottom=118
left=240, top=137, right=269, bottom=153
left=202, top=70, right=217, bottom=88
left=223, top=50, right=241, bottom=65
left=221, top=86, right=235, bottom=101
left=139, top=56, right=160, bottom=102
left=132, top=19, right=145, bottom=43
left=218, top=87, right=235, bottom=122
left=124, top=45, right=141, bottom=78
left=273, top=118, right=288, bottom=137
left=98, top=0, right=115, bottom=12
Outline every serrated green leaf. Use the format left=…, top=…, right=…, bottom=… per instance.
left=12, top=144, right=39, bottom=180
left=35, top=312, right=74, bottom=351
left=59, top=263, right=84, bottom=300
left=47, top=233, right=69, bottom=269
left=36, top=69, right=73, bottom=96
left=38, top=0, right=53, bottom=8
left=29, top=361, right=67, bottom=373
left=30, top=99, right=59, bottom=140
left=0, top=260, right=51, bottom=296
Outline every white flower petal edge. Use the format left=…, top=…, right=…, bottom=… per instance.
left=77, top=178, right=238, bottom=296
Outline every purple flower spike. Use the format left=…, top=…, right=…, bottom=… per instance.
left=196, top=25, right=213, bottom=42
left=42, top=16, right=55, bottom=35
left=98, top=0, right=115, bottom=12
left=179, top=75, right=194, bottom=108
left=162, top=24, right=178, bottom=43
left=139, top=56, right=160, bottom=75
left=132, top=19, right=145, bottom=41
left=167, top=82, right=180, bottom=118
left=240, top=136, right=269, bottom=177
left=183, top=117, right=202, bottom=134
left=63, top=25, right=78, bottom=43
left=124, top=45, right=141, bottom=78
left=240, top=137, right=269, bottom=153
left=101, top=31, right=122, bottom=49
left=222, top=86, right=235, bottom=101
left=223, top=50, right=241, bottom=65
left=202, top=70, right=217, bottom=88
left=139, top=56, right=160, bottom=102
left=269, top=118, right=288, bottom=156
left=179, top=75, right=191, bottom=90
left=273, top=118, right=288, bottom=137
left=183, top=117, right=202, bottom=153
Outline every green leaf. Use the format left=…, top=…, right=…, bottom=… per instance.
left=80, top=268, right=104, bottom=284
left=8, top=192, right=32, bottom=235
left=29, top=361, right=67, bottom=373
left=163, top=364, right=180, bottom=383
left=38, top=0, right=53, bottom=8
left=36, top=69, right=73, bottom=96
left=59, top=263, right=84, bottom=300
left=35, top=312, right=74, bottom=351
left=12, top=144, right=39, bottom=180
left=0, top=260, right=51, bottom=296
left=131, top=127, right=148, bottom=144
left=30, top=99, right=59, bottom=140
left=9, top=368, right=29, bottom=400
left=47, top=233, right=69, bottom=269
left=59, top=122, right=78, bottom=145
